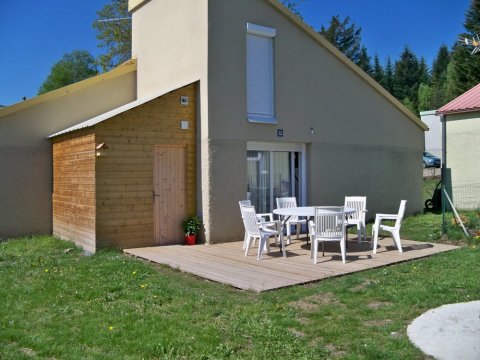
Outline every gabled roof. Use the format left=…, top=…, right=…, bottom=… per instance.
left=48, top=78, right=198, bottom=139
left=0, top=59, right=137, bottom=118
left=267, top=0, right=428, bottom=131
left=437, top=83, right=480, bottom=115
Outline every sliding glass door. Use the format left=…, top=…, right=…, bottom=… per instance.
left=247, top=143, right=305, bottom=213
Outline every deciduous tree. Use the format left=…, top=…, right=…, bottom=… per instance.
left=38, top=50, right=98, bottom=94
left=93, top=0, right=132, bottom=72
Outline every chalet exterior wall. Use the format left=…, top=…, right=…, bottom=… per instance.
left=95, top=83, right=197, bottom=249
left=50, top=83, right=197, bottom=252
left=128, top=0, right=426, bottom=244
left=204, top=0, right=425, bottom=242
left=52, top=129, right=97, bottom=253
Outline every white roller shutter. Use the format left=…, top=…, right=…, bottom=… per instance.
left=247, top=23, right=276, bottom=123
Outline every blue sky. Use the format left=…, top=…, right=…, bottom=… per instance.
left=0, top=0, right=471, bottom=106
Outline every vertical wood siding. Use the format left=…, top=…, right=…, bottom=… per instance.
left=153, top=145, right=187, bottom=244
left=52, top=129, right=96, bottom=253
left=95, top=83, right=197, bottom=249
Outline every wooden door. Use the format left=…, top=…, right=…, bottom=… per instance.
left=153, top=145, right=187, bottom=245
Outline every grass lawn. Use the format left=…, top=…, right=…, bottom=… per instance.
left=1, top=213, right=479, bottom=359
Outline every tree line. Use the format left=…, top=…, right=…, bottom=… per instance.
left=319, top=0, right=480, bottom=114
left=38, top=0, right=480, bottom=115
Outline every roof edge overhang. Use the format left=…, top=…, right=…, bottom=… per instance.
left=128, top=0, right=152, bottom=12
left=48, top=78, right=200, bottom=139
left=266, top=0, right=428, bottom=131
left=436, top=107, right=480, bottom=116
left=0, top=58, right=137, bottom=119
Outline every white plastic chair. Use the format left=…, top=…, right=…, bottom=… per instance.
left=344, top=196, right=368, bottom=243
left=241, top=205, right=279, bottom=260
left=276, top=197, right=306, bottom=244
left=239, top=200, right=279, bottom=249
left=372, top=200, right=407, bottom=254
left=310, top=206, right=346, bottom=264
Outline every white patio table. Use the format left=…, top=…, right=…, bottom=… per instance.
left=273, top=206, right=356, bottom=257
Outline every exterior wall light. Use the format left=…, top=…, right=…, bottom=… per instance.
left=96, top=143, right=109, bottom=157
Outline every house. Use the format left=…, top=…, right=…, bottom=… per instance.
left=437, top=83, right=480, bottom=209
left=0, top=0, right=427, bottom=251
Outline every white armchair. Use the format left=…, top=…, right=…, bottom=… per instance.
left=372, top=200, right=407, bottom=254
left=241, top=205, right=279, bottom=260
left=344, top=196, right=367, bottom=243
left=239, top=200, right=279, bottom=249
left=276, top=197, right=306, bottom=244
left=310, top=206, right=346, bottom=264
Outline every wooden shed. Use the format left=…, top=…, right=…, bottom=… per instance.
left=49, top=82, right=197, bottom=253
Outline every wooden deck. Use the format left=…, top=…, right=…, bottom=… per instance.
left=124, top=236, right=458, bottom=292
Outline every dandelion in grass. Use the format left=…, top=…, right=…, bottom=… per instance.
left=140, top=284, right=148, bottom=289
left=132, top=271, right=137, bottom=276
left=108, top=326, right=113, bottom=331
left=44, top=269, right=49, bottom=273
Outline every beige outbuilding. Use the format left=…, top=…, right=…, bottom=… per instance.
left=0, top=60, right=137, bottom=238
left=437, top=83, right=480, bottom=209
left=0, top=0, right=427, bottom=250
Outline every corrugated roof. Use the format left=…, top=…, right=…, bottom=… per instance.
left=437, top=83, right=480, bottom=115
left=48, top=78, right=198, bottom=139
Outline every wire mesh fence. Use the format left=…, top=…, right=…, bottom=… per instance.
left=451, top=183, right=480, bottom=210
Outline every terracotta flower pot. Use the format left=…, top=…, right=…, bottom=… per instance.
left=185, top=234, right=197, bottom=245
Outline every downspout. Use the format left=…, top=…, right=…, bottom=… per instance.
left=440, top=113, right=446, bottom=235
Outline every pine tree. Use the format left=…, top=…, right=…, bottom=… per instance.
left=372, top=54, right=385, bottom=86
left=416, top=57, right=432, bottom=111
left=464, top=0, right=480, bottom=34
left=418, top=57, right=431, bottom=85
left=445, top=43, right=480, bottom=101
left=445, top=0, right=480, bottom=102
left=383, top=57, right=395, bottom=94
left=430, top=44, right=450, bottom=108
left=357, top=46, right=373, bottom=75
left=319, top=15, right=362, bottom=64
left=280, top=0, right=304, bottom=18
left=394, top=46, right=421, bottom=111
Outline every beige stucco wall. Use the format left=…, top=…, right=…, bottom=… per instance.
left=446, top=112, right=480, bottom=208
left=204, top=0, right=425, bottom=243
left=131, top=0, right=208, bottom=103
left=0, top=72, right=136, bottom=238
left=130, top=0, right=211, bottom=239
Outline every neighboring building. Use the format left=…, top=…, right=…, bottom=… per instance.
left=420, top=110, right=442, bottom=160
left=0, top=0, right=427, bottom=250
left=437, top=83, right=480, bottom=210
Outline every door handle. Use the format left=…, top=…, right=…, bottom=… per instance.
left=152, top=191, right=160, bottom=202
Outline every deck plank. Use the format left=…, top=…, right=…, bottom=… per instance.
left=124, top=237, right=459, bottom=292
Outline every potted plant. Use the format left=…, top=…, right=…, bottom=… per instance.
left=181, top=215, right=202, bottom=245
